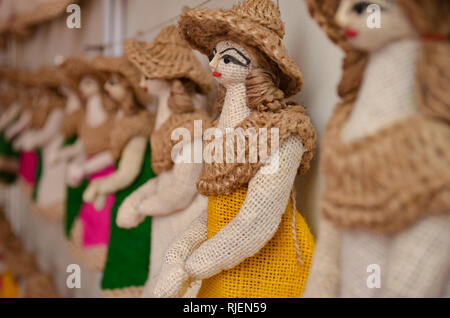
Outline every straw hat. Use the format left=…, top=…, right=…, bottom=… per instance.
left=178, top=0, right=303, bottom=97
left=124, top=25, right=214, bottom=95
left=59, top=56, right=108, bottom=86
left=33, top=66, right=75, bottom=90
left=92, top=55, right=152, bottom=106
left=304, top=0, right=347, bottom=48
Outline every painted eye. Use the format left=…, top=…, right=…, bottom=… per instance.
left=208, top=48, right=217, bottom=62
left=223, top=57, right=230, bottom=64
left=352, top=1, right=370, bottom=14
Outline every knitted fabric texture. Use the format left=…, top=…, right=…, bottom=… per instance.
left=178, top=0, right=303, bottom=97
left=109, top=110, right=154, bottom=160
left=151, top=109, right=212, bottom=175
left=62, top=109, right=84, bottom=139
left=92, top=55, right=153, bottom=106
left=77, top=115, right=115, bottom=157
left=59, top=56, right=108, bottom=86
left=321, top=105, right=450, bottom=233
left=197, top=105, right=316, bottom=196
left=123, top=25, right=214, bottom=95
left=101, top=144, right=154, bottom=296
left=196, top=187, right=314, bottom=298
left=30, top=90, right=65, bottom=129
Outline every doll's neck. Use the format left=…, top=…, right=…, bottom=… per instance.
left=86, top=92, right=107, bottom=127
left=154, top=86, right=171, bottom=130
left=218, top=83, right=251, bottom=129
left=65, top=92, right=81, bottom=114
left=341, top=38, right=419, bottom=144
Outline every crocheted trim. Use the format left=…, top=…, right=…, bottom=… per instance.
left=92, top=55, right=153, bottom=106
left=124, top=25, right=214, bottom=95
left=77, top=115, right=115, bottom=157
left=62, top=109, right=84, bottom=139
left=178, top=0, right=303, bottom=97
left=321, top=102, right=450, bottom=233
left=197, top=105, right=316, bottom=196
left=151, top=109, right=212, bottom=175
left=110, top=110, right=154, bottom=160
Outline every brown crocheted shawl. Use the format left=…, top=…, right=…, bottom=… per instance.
left=151, top=109, right=212, bottom=175
left=110, top=110, right=154, bottom=160
left=197, top=105, right=316, bottom=196
left=77, top=115, right=114, bottom=157
left=321, top=102, right=450, bottom=234
left=62, top=108, right=84, bottom=138
left=30, top=91, right=65, bottom=129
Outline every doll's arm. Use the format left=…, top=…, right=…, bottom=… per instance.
left=5, top=111, right=31, bottom=141
left=115, top=174, right=159, bottom=229
left=24, top=109, right=63, bottom=149
left=138, top=140, right=202, bottom=216
left=153, top=198, right=209, bottom=298
left=53, top=139, right=83, bottom=163
left=378, top=214, right=450, bottom=298
left=302, top=217, right=342, bottom=298
left=0, top=102, right=20, bottom=132
left=184, top=135, right=305, bottom=281
left=83, top=136, right=147, bottom=206
left=83, top=150, right=115, bottom=176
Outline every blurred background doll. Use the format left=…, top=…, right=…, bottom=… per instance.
left=83, top=55, right=154, bottom=297
left=18, top=66, right=66, bottom=223
left=0, top=70, right=21, bottom=185
left=64, top=57, right=118, bottom=271
left=118, top=25, right=214, bottom=297
left=304, top=0, right=450, bottom=297
left=154, top=0, right=316, bottom=298
left=50, top=57, right=87, bottom=243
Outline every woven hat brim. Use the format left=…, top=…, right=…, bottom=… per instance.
left=124, top=39, right=213, bottom=95
left=178, top=8, right=303, bottom=97
left=92, top=56, right=152, bottom=106
left=60, top=56, right=108, bottom=87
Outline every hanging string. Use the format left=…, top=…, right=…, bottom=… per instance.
left=85, top=0, right=213, bottom=53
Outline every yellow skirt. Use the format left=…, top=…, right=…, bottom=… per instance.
left=197, top=188, right=314, bottom=298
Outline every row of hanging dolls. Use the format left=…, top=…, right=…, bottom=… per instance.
left=0, top=0, right=448, bottom=298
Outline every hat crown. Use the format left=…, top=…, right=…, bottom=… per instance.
left=154, top=25, right=189, bottom=47
left=232, top=0, right=285, bottom=38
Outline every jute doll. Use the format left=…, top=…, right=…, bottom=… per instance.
left=18, top=67, right=68, bottom=223
left=0, top=70, right=21, bottom=184
left=83, top=55, right=155, bottom=297
left=153, top=0, right=317, bottom=298
left=49, top=57, right=87, bottom=241
left=8, top=72, right=40, bottom=197
left=117, top=25, right=214, bottom=297
left=304, top=0, right=450, bottom=297
left=64, top=56, right=118, bottom=271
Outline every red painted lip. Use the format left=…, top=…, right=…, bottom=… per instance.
left=344, top=28, right=359, bottom=38
left=213, top=72, right=222, bottom=77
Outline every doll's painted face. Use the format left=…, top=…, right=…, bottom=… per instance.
left=104, top=73, right=127, bottom=102
left=208, top=40, right=252, bottom=88
left=336, top=0, right=416, bottom=52
left=140, top=75, right=169, bottom=96
left=79, top=75, right=100, bottom=97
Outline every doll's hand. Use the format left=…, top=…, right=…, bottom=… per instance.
left=116, top=194, right=146, bottom=229
left=66, top=162, right=85, bottom=188
left=21, top=135, right=35, bottom=151
left=83, top=181, right=101, bottom=203
left=153, top=263, right=190, bottom=298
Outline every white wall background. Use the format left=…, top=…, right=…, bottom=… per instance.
left=3, top=0, right=344, bottom=233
